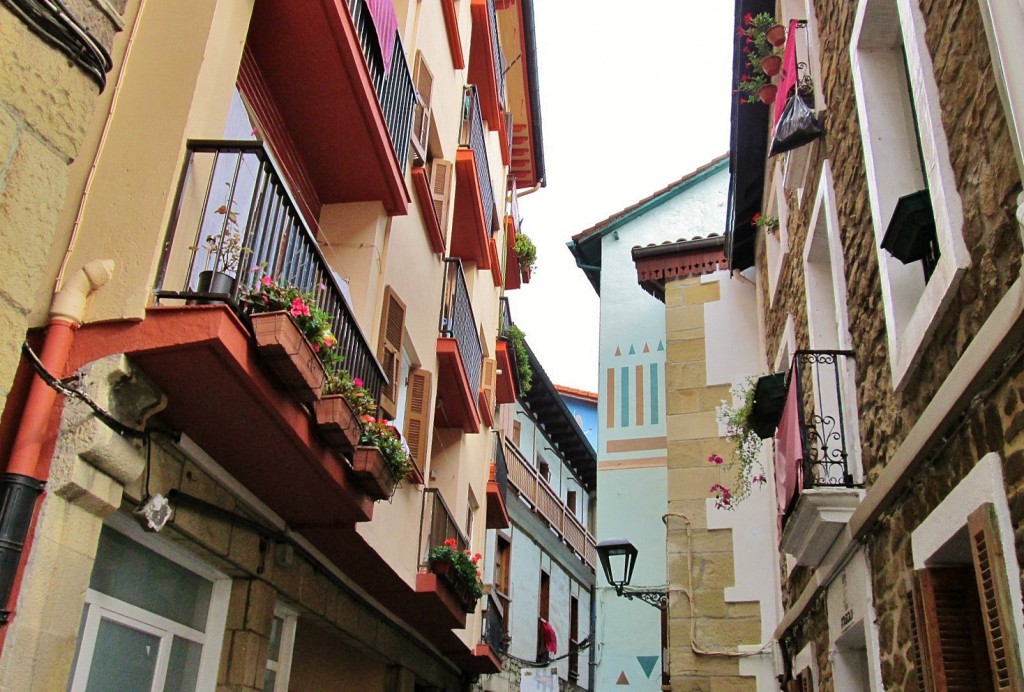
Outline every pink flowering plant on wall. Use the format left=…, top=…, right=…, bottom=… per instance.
left=707, top=378, right=768, bottom=509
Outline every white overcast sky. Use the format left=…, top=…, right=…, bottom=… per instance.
left=507, top=1, right=735, bottom=392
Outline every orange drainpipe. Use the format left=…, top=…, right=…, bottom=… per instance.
left=0, top=259, right=114, bottom=626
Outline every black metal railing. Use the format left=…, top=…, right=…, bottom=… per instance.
left=482, top=595, right=510, bottom=654
left=491, top=431, right=508, bottom=497
left=792, top=350, right=857, bottom=488
left=439, top=259, right=483, bottom=397
left=154, top=140, right=387, bottom=401
left=485, top=0, right=506, bottom=110
left=347, top=0, right=416, bottom=165
left=420, top=488, right=469, bottom=566
left=497, top=296, right=522, bottom=393
left=459, top=86, right=497, bottom=236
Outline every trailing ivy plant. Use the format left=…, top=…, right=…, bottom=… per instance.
left=500, top=324, right=532, bottom=394
left=708, top=378, right=768, bottom=509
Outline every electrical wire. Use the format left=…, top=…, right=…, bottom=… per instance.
left=501, top=637, right=592, bottom=668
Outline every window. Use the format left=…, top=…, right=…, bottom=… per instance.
left=494, top=536, right=511, bottom=598
left=850, top=0, right=969, bottom=389
left=378, top=286, right=407, bottom=418
left=568, top=595, right=580, bottom=683
left=539, top=571, right=550, bottom=622
left=69, top=518, right=229, bottom=692
left=538, top=459, right=551, bottom=483
left=466, top=489, right=478, bottom=547
left=764, top=160, right=791, bottom=306
left=566, top=490, right=577, bottom=515
left=263, top=604, right=297, bottom=692
left=512, top=420, right=522, bottom=447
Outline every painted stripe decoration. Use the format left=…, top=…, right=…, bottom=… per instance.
left=606, top=368, right=616, bottom=429
left=620, top=367, right=630, bottom=428
left=635, top=364, right=645, bottom=426
left=650, top=362, right=660, bottom=424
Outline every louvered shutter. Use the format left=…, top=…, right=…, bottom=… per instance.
left=430, top=159, right=454, bottom=242
left=410, top=51, right=433, bottom=165
left=403, top=367, right=431, bottom=476
left=377, top=287, right=406, bottom=419
left=914, top=567, right=993, bottom=691
left=968, top=503, right=1024, bottom=691
left=909, top=584, right=929, bottom=692
left=481, top=357, right=497, bottom=417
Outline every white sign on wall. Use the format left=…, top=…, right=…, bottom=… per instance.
left=520, top=668, right=558, bottom=692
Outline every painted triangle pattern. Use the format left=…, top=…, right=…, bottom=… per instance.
left=637, top=656, right=659, bottom=679
left=616, top=671, right=630, bottom=685
left=615, top=346, right=622, bottom=356
left=643, top=343, right=650, bottom=353
left=657, top=340, right=665, bottom=351
left=628, top=344, right=636, bottom=355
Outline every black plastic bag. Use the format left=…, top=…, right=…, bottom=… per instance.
left=769, top=93, right=824, bottom=157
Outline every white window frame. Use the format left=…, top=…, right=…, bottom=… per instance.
left=70, top=514, right=230, bottom=692
left=976, top=0, right=1024, bottom=188
left=765, top=161, right=791, bottom=307
left=264, top=603, right=298, bottom=692
left=802, top=162, right=864, bottom=484
left=849, top=0, right=970, bottom=391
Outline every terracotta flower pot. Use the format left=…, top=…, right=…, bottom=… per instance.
left=758, top=84, right=778, bottom=105
left=521, top=265, right=532, bottom=284
left=250, top=311, right=325, bottom=402
left=351, top=445, right=398, bottom=500
left=761, top=54, right=782, bottom=77
left=312, top=394, right=360, bottom=453
left=766, top=24, right=786, bottom=47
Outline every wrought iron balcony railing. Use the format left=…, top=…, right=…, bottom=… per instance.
left=793, top=350, right=858, bottom=488
left=420, top=487, right=469, bottom=567
left=439, top=258, right=483, bottom=397
left=482, top=594, right=510, bottom=654
left=491, top=431, right=509, bottom=497
left=459, top=86, right=497, bottom=236
left=154, top=140, right=387, bottom=402
left=346, top=0, right=416, bottom=165
left=485, top=0, right=506, bottom=111
left=503, top=438, right=597, bottom=569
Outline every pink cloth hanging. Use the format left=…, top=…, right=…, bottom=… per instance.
left=775, top=372, right=802, bottom=518
left=365, top=0, right=398, bottom=76
left=540, top=619, right=557, bottom=654
left=772, top=20, right=800, bottom=132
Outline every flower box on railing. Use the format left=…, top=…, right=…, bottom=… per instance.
left=250, top=312, right=326, bottom=403
left=429, top=559, right=480, bottom=613
left=351, top=445, right=398, bottom=500
left=312, top=395, right=360, bottom=454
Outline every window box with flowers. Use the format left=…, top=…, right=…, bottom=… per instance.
left=312, top=369, right=377, bottom=454
left=243, top=276, right=340, bottom=403
left=427, top=539, right=484, bottom=612
left=352, top=417, right=414, bottom=500
left=736, top=12, right=783, bottom=105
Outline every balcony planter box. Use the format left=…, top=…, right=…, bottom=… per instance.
left=749, top=372, right=787, bottom=439
left=250, top=311, right=325, bottom=402
left=312, top=395, right=360, bottom=454
left=429, top=559, right=479, bottom=613
left=351, top=445, right=398, bottom=500
left=520, top=266, right=532, bottom=283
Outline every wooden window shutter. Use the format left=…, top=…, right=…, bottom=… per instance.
left=481, top=357, right=497, bottom=415
left=410, top=51, right=433, bottom=165
left=377, top=286, right=406, bottom=419
left=909, top=584, right=929, bottom=692
left=403, top=367, right=432, bottom=474
left=430, top=159, right=454, bottom=241
left=968, top=503, right=1024, bottom=691
left=913, top=566, right=993, bottom=691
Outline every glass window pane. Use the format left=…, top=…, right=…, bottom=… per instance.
left=165, top=636, right=203, bottom=692
left=67, top=606, right=90, bottom=692
left=90, top=526, right=212, bottom=631
left=85, top=618, right=160, bottom=692
left=263, top=669, right=277, bottom=692
left=267, top=616, right=283, bottom=662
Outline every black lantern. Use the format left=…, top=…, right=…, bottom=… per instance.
left=595, top=538, right=638, bottom=596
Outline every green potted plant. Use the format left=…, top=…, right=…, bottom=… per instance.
left=739, top=12, right=782, bottom=76
left=752, top=212, right=780, bottom=234
left=500, top=323, right=532, bottom=394
left=352, top=416, right=412, bottom=500
left=513, top=232, right=537, bottom=283
left=738, top=72, right=777, bottom=106
left=191, top=187, right=250, bottom=295
left=427, top=538, right=484, bottom=612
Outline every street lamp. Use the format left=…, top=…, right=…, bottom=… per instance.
left=595, top=538, right=667, bottom=610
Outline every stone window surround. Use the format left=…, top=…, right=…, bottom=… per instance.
left=910, top=452, right=1024, bottom=651
left=801, top=161, right=864, bottom=484
left=849, top=0, right=971, bottom=392
left=265, top=603, right=299, bottom=692
left=765, top=160, right=791, bottom=308
left=70, top=513, right=231, bottom=692
left=825, top=549, right=885, bottom=692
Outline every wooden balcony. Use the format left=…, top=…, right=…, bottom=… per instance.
left=503, top=439, right=596, bottom=569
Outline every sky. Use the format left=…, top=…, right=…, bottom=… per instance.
left=507, top=1, right=735, bottom=393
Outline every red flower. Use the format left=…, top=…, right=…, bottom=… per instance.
left=751, top=212, right=762, bottom=227
left=736, top=25, right=746, bottom=36
left=708, top=454, right=724, bottom=465
left=443, top=538, right=458, bottom=549
left=740, top=74, right=749, bottom=82
left=743, top=12, right=753, bottom=25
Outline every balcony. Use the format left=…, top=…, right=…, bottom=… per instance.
left=468, top=0, right=506, bottom=131
left=494, top=298, right=520, bottom=404
left=245, top=0, right=415, bottom=215
left=415, top=488, right=474, bottom=629
left=779, top=350, right=864, bottom=567
left=486, top=432, right=511, bottom=529
left=451, top=87, right=498, bottom=268
left=503, top=439, right=597, bottom=569
left=436, top=259, right=484, bottom=432
left=504, top=177, right=523, bottom=290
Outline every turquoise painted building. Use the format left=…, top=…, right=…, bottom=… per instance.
left=567, top=156, right=729, bottom=690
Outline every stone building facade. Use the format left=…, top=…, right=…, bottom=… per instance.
left=727, top=0, right=1024, bottom=689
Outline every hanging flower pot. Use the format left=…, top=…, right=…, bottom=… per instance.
left=758, top=84, right=778, bottom=105
left=765, top=24, right=786, bottom=47
left=250, top=311, right=326, bottom=402
left=351, top=445, right=398, bottom=500
left=312, top=394, right=360, bottom=453
left=761, top=55, right=782, bottom=77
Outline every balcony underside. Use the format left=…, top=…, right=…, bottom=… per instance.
left=247, top=0, right=409, bottom=215
left=468, top=0, right=502, bottom=130
left=780, top=488, right=863, bottom=567
left=494, top=340, right=517, bottom=404
left=451, top=150, right=491, bottom=268
left=485, top=480, right=510, bottom=529
left=68, top=306, right=374, bottom=526
left=436, top=338, right=482, bottom=432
